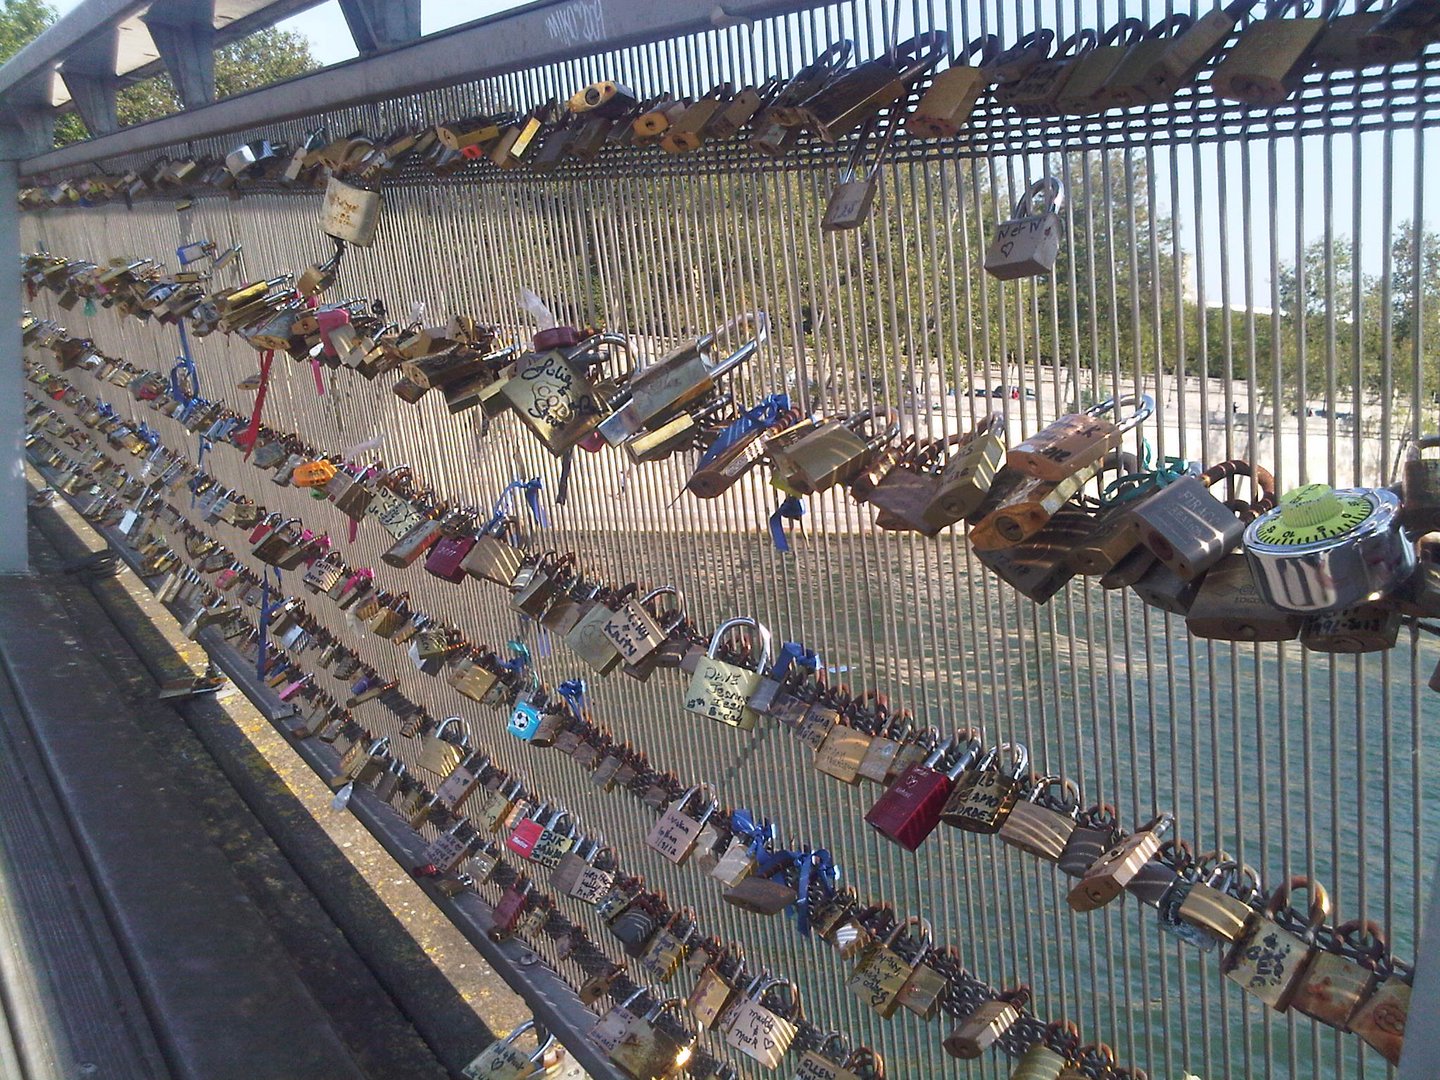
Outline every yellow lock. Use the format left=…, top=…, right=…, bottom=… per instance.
left=992, top=29, right=1099, bottom=116
left=1212, top=0, right=1332, bottom=107
left=1055, top=17, right=1147, bottom=114
left=685, top=617, right=771, bottom=730
left=906, top=35, right=999, bottom=137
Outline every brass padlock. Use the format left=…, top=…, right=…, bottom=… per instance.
left=685, top=617, right=771, bottom=730
left=940, top=742, right=1029, bottom=832
left=461, top=1019, right=556, bottom=1080
left=1178, top=858, right=1262, bottom=944
left=721, top=977, right=802, bottom=1070
left=1348, top=953, right=1411, bottom=1065
left=907, top=34, right=999, bottom=137
left=792, top=1033, right=854, bottom=1080
left=771, top=409, right=900, bottom=495
left=1054, top=18, right=1146, bottom=114
left=1292, top=919, right=1387, bottom=1029
left=646, top=783, right=720, bottom=864
left=895, top=945, right=950, bottom=1020
left=992, top=29, right=1099, bottom=115
left=796, top=32, right=947, bottom=141
left=983, top=177, right=1065, bottom=279
left=1067, top=812, right=1174, bottom=911
left=639, top=909, right=696, bottom=982
left=944, top=986, right=1030, bottom=1058
left=564, top=586, right=626, bottom=674
left=659, top=84, right=733, bottom=153
left=813, top=719, right=873, bottom=785
left=1300, top=602, right=1401, bottom=653
left=1009, top=394, right=1153, bottom=484
left=847, top=915, right=931, bottom=1018
left=498, top=332, right=632, bottom=455
left=1212, top=0, right=1331, bottom=107
left=921, top=413, right=1007, bottom=528
left=609, top=996, right=697, bottom=1080
left=1093, top=14, right=1195, bottom=108
left=998, top=776, right=1080, bottom=861
left=1310, top=0, right=1422, bottom=69
left=687, top=957, right=741, bottom=1030
left=1223, top=875, right=1331, bottom=1011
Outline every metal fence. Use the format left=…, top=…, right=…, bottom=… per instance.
left=21, top=1, right=1440, bottom=1076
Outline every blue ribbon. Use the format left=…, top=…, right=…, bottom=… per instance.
left=557, top=678, right=587, bottom=716
left=256, top=566, right=284, bottom=679
left=769, top=495, right=805, bottom=552
left=135, top=423, right=159, bottom=449
left=697, top=392, right=790, bottom=469
left=488, top=477, right=549, bottom=533
left=771, top=641, right=819, bottom=681
left=730, top=810, right=777, bottom=859
left=790, top=848, right=838, bottom=937
left=502, top=639, right=531, bottom=676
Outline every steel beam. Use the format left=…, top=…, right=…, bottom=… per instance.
left=337, top=0, right=421, bottom=56
left=21, top=0, right=825, bottom=175
left=0, top=0, right=143, bottom=101
left=142, top=1, right=217, bottom=110
left=59, top=70, right=118, bottom=137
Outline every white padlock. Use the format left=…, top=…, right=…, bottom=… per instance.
left=983, top=176, right=1065, bottom=280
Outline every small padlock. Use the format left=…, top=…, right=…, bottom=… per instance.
left=998, top=776, right=1081, bottom=862
left=1008, top=395, right=1154, bottom=484
left=940, top=741, right=1030, bottom=832
left=1067, top=812, right=1174, bottom=911
left=687, top=958, right=740, bottom=1030
left=983, top=178, right=1065, bottom=279
left=1222, top=875, right=1331, bottom=1011
left=639, top=910, right=696, bottom=982
left=646, top=783, right=720, bottom=864
left=1292, top=919, right=1387, bottom=1029
left=1129, top=460, right=1270, bottom=580
left=865, top=734, right=983, bottom=850
left=821, top=105, right=902, bottom=232
left=895, top=945, right=950, bottom=1020
left=813, top=718, right=874, bottom=785
left=685, top=617, right=772, bottom=730
left=1212, top=0, right=1331, bottom=106
left=1300, top=602, right=1402, bottom=653
left=992, top=29, right=1099, bottom=115
left=1177, top=858, right=1262, bottom=944
left=1124, top=838, right=1192, bottom=908
left=771, top=409, right=901, bottom=495
left=846, top=915, right=931, bottom=1018
left=944, top=986, right=1030, bottom=1058
left=1054, top=18, right=1146, bottom=114
left=722, top=851, right=800, bottom=915
left=1311, top=0, right=1422, bottom=69
left=907, top=34, right=999, bottom=137
left=722, top=976, right=801, bottom=1069
left=796, top=32, right=947, bottom=141
left=1008, top=1022, right=1081, bottom=1080
left=609, top=996, right=698, bottom=1080
left=1348, top=953, right=1411, bottom=1065
left=461, top=1019, right=556, bottom=1080
left=417, top=715, right=468, bottom=776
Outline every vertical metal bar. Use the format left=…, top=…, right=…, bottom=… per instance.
left=0, top=147, right=25, bottom=574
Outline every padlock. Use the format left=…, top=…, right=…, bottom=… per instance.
left=603, top=586, right=684, bottom=666
left=1348, top=953, right=1411, bottom=1065
left=847, top=915, right=931, bottom=1018
left=382, top=514, right=444, bottom=568
left=921, top=413, right=1008, bottom=528
left=1292, top=919, right=1388, bottom=1029
left=658, top=83, right=732, bottom=152
left=497, top=332, right=632, bottom=454
left=507, top=694, right=547, bottom=742
left=609, top=902, right=660, bottom=957
left=822, top=105, right=903, bottom=232
left=685, top=617, right=772, bottom=730
left=333, top=736, right=389, bottom=788
left=723, top=851, right=800, bottom=915
left=251, top=517, right=302, bottom=563
left=998, top=776, right=1081, bottom=862
left=1008, top=395, right=1153, bottom=485
left=993, top=29, right=1099, bottom=115
left=1124, top=838, right=1192, bottom=907
left=476, top=779, right=523, bottom=834
left=869, top=435, right=969, bottom=535
left=610, top=996, right=698, bottom=1080
left=944, top=986, right=1030, bottom=1058
left=424, top=515, right=480, bottom=583
left=1310, top=0, right=1421, bottom=69
left=771, top=409, right=900, bottom=495
left=639, top=910, right=696, bottom=982
left=1129, top=460, right=1270, bottom=580
left=1178, top=858, right=1261, bottom=944
left=1185, top=553, right=1304, bottom=641
left=1223, top=875, right=1331, bottom=1011
left=813, top=718, right=874, bottom=784
left=1131, top=559, right=1204, bottom=615
left=895, top=944, right=950, bottom=1020
left=1067, top=812, right=1174, bottom=911
left=599, top=312, right=764, bottom=444
left=796, top=32, right=947, bottom=141
left=461, top=1019, right=556, bottom=1080
left=688, top=960, right=740, bottom=1030
left=435, top=753, right=488, bottom=812
left=646, top=783, right=720, bottom=864
left=865, top=733, right=983, bottom=850
left=907, top=34, right=999, bottom=137
left=722, top=976, right=801, bottom=1069
left=1009, top=1034, right=1073, bottom=1080
left=1212, top=0, right=1331, bottom=106
left=447, top=650, right=501, bottom=703
left=1301, top=602, right=1402, bottom=653
left=422, top=820, right=478, bottom=876
left=983, top=177, right=1066, bottom=279
left=940, top=742, right=1029, bottom=832
left=1054, top=18, right=1146, bottom=113
left=792, top=1033, right=853, bottom=1080
left=855, top=707, right=913, bottom=784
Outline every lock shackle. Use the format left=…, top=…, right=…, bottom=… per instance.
left=795, top=38, right=856, bottom=82
left=433, top=715, right=464, bottom=741
left=886, top=30, right=951, bottom=80
left=990, top=28, right=1055, bottom=72
left=1084, top=392, right=1154, bottom=432
left=1265, top=875, right=1332, bottom=937
left=1029, top=774, right=1081, bottom=811
left=883, top=913, right=934, bottom=950
left=639, top=584, right=685, bottom=616
left=844, top=407, right=902, bottom=449
left=696, top=310, right=770, bottom=378
left=994, top=741, right=1029, bottom=777
left=750, top=974, right=803, bottom=1017
left=1010, top=176, right=1065, bottom=221
left=706, top=616, right=772, bottom=670
left=942, top=730, right=985, bottom=778
left=1409, top=434, right=1440, bottom=456
left=952, top=32, right=1001, bottom=66
left=1098, top=16, right=1147, bottom=46
left=1141, top=12, right=1194, bottom=40
left=814, top=1032, right=852, bottom=1061
left=1054, top=27, right=1100, bottom=59
left=676, top=782, right=720, bottom=821
left=1331, top=919, right=1388, bottom=964
left=366, top=736, right=390, bottom=755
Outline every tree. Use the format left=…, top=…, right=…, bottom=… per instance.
left=115, top=28, right=319, bottom=129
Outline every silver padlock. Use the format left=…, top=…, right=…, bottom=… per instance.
left=320, top=176, right=381, bottom=247
left=983, top=177, right=1064, bottom=280
left=821, top=102, right=904, bottom=233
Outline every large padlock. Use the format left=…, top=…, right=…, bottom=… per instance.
left=599, top=312, right=765, bottom=444
left=417, top=716, right=468, bottom=777
left=461, top=1019, right=556, bottom=1080
left=1292, top=919, right=1388, bottom=1029
left=320, top=176, right=381, bottom=247
left=499, top=332, right=632, bottom=455
left=1223, top=875, right=1331, bottom=1011
left=604, top=586, right=684, bottom=667
left=1054, top=18, right=1146, bottom=113
left=1129, top=460, right=1270, bottom=581
left=992, top=29, right=1098, bottom=114
left=646, top=783, right=720, bottom=864
left=590, top=987, right=648, bottom=1056
left=685, top=617, right=772, bottom=730
left=944, top=986, right=1030, bottom=1058
left=1008, top=395, right=1153, bottom=484
left=1067, top=812, right=1174, bottom=911
left=771, top=409, right=900, bottom=495
left=1212, top=0, right=1331, bottom=106
left=865, top=733, right=984, bottom=850
left=940, top=741, right=1030, bottom=832
left=846, top=915, right=931, bottom=1018
left=722, top=851, right=800, bottom=915
left=907, top=34, right=999, bottom=137
left=795, top=32, right=947, bottom=141
left=721, top=976, right=801, bottom=1069
left=983, top=178, right=1065, bottom=279
left=687, top=956, right=741, bottom=1030
left=997, top=776, right=1080, bottom=862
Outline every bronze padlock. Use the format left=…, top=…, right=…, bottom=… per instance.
left=1177, top=858, right=1261, bottom=944
left=906, top=34, right=999, bottom=138
left=1008, top=394, right=1153, bottom=484
left=1096, top=13, right=1195, bottom=107
left=1292, top=919, right=1387, bottom=1030
left=944, top=986, right=1030, bottom=1058
left=1212, top=0, right=1331, bottom=106
left=796, top=33, right=947, bottom=142
left=771, top=408, right=900, bottom=496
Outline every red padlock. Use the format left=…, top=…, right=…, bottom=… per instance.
left=489, top=877, right=534, bottom=940
left=505, top=805, right=550, bottom=860
left=248, top=512, right=282, bottom=544
left=865, top=732, right=983, bottom=851
left=425, top=533, right=478, bottom=583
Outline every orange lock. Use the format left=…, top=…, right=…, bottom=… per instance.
left=292, top=459, right=337, bottom=488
